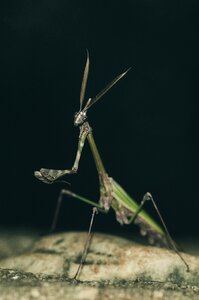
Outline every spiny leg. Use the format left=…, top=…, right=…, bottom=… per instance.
left=34, top=122, right=91, bottom=184
left=128, top=192, right=189, bottom=272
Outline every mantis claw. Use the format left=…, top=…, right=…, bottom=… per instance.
left=34, top=168, right=70, bottom=184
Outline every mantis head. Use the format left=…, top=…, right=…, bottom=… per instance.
left=74, top=110, right=87, bottom=126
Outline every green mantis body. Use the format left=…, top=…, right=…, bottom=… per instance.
left=34, top=51, right=189, bottom=274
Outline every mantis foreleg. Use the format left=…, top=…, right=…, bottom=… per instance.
left=34, top=122, right=91, bottom=183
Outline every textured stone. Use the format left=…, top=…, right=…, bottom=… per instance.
left=0, top=232, right=198, bottom=286
left=0, top=232, right=199, bottom=300
left=0, top=228, right=37, bottom=259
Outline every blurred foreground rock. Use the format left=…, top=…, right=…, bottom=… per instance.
left=0, top=228, right=38, bottom=259
left=0, top=231, right=199, bottom=300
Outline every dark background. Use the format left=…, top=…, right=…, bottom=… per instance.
left=1, top=1, right=198, bottom=239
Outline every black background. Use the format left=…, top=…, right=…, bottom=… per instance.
left=1, top=1, right=198, bottom=239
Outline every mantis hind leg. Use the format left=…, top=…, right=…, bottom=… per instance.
left=128, top=192, right=190, bottom=272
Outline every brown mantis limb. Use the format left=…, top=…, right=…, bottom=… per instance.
left=128, top=192, right=189, bottom=272
left=34, top=122, right=91, bottom=184
left=73, top=207, right=98, bottom=280
left=35, top=119, right=114, bottom=213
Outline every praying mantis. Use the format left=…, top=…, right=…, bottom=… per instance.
left=34, top=51, right=189, bottom=277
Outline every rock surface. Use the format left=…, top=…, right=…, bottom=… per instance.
left=0, top=231, right=199, bottom=300
left=0, top=228, right=38, bottom=259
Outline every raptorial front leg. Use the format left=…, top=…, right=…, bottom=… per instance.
left=34, top=122, right=91, bottom=184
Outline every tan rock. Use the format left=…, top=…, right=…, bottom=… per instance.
left=0, top=232, right=198, bottom=286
